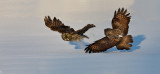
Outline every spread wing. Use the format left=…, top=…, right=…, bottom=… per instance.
left=44, top=16, right=75, bottom=33
left=84, top=37, right=120, bottom=53
left=84, top=35, right=133, bottom=53
left=112, top=8, right=131, bottom=36
left=73, top=24, right=95, bottom=38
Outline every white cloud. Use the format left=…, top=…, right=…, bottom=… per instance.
left=36, top=0, right=134, bottom=22
left=0, top=0, right=37, bottom=18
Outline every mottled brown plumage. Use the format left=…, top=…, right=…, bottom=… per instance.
left=112, top=8, right=131, bottom=36
left=44, top=16, right=95, bottom=41
left=85, top=29, right=122, bottom=53
left=85, top=8, right=133, bottom=53
left=116, top=35, right=133, bottom=50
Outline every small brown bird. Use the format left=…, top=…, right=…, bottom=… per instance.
left=85, top=8, right=133, bottom=53
left=44, top=16, right=95, bottom=41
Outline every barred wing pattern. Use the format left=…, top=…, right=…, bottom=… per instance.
left=85, top=37, right=120, bottom=53
left=84, top=35, right=133, bottom=53
left=44, top=16, right=75, bottom=33
left=112, top=8, right=131, bottom=36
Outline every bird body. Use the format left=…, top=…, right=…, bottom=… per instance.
left=85, top=8, right=133, bottom=53
left=61, top=33, right=85, bottom=41
left=44, top=16, right=95, bottom=41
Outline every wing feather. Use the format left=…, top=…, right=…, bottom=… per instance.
left=44, top=16, right=75, bottom=33
left=112, top=8, right=131, bottom=36
left=73, top=24, right=95, bottom=35
left=85, top=37, right=120, bottom=53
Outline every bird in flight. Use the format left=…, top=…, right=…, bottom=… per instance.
left=85, top=8, right=133, bottom=53
left=44, top=16, right=95, bottom=42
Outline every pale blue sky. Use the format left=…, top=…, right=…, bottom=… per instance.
left=0, top=0, right=160, bottom=74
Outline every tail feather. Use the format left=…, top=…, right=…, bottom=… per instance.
left=116, top=35, right=133, bottom=50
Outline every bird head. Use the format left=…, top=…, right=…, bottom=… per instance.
left=61, top=33, right=71, bottom=41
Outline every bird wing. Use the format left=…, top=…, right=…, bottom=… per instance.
left=84, top=37, right=120, bottom=53
left=44, top=16, right=75, bottom=33
left=73, top=24, right=95, bottom=38
left=112, top=8, right=131, bottom=36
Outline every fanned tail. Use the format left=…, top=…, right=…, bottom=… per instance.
left=116, top=35, right=133, bottom=50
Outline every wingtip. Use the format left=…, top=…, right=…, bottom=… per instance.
left=123, top=9, right=127, bottom=14
left=89, top=50, right=92, bottom=53
left=126, top=13, right=130, bottom=16
left=91, top=24, right=96, bottom=27
left=121, top=8, right=124, bottom=12
left=53, top=17, right=56, bottom=20
left=47, top=16, right=52, bottom=21
left=87, top=24, right=96, bottom=28
left=118, top=8, right=120, bottom=12
left=44, top=16, right=47, bottom=21
left=84, top=47, right=92, bottom=53
left=48, top=16, right=50, bottom=18
left=114, top=11, right=117, bottom=17
left=128, top=16, right=131, bottom=19
left=85, top=47, right=89, bottom=53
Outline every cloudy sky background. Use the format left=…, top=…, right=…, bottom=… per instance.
left=0, top=0, right=160, bottom=74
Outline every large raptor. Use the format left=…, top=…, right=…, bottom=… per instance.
left=85, top=8, right=133, bottom=53
left=44, top=16, right=95, bottom=41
